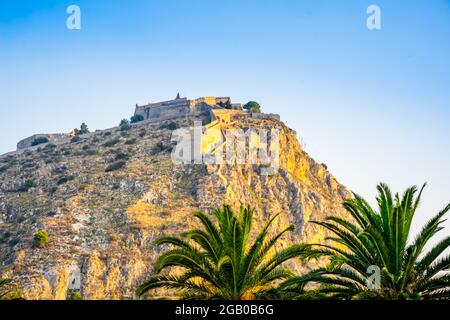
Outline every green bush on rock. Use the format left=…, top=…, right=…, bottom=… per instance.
left=33, top=230, right=49, bottom=248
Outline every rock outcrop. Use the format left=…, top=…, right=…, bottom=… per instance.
left=0, top=115, right=350, bottom=299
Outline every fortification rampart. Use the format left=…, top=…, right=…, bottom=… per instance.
left=17, top=134, right=69, bottom=150
left=5, top=94, right=282, bottom=156
left=250, top=113, right=281, bottom=121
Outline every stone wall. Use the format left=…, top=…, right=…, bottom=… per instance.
left=17, top=134, right=69, bottom=150
left=143, top=104, right=190, bottom=121
left=134, top=96, right=232, bottom=123
left=250, top=113, right=281, bottom=121
left=134, top=98, right=191, bottom=121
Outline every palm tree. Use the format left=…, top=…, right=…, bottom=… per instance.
left=0, top=277, right=11, bottom=288
left=281, top=183, right=450, bottom=300
left=0, top=278, right=14, bottom=300
left=137, top=204, right=307, bottom=299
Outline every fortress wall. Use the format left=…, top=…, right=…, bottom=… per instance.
left=134, top=105, right=146, bottom=116
left=135, top=97, right=234, bottom=122
left=135, top=98, right=191, bottom=120
left=147, top=104, right=190, bottom=121
left=251, top=113, right=281, bottom=121
left=136, top=101, right=213, bottom=122
left=209, top=109, right=218, bottom=122
left=202, top=120, right=223, bottom=154
left=134, top=107, right=147, bottom=119
left=145, top=98, right=189, bottom=109
left=194, top=96, right=217, bottom=105
left=201, top=108, right=242, bottom=154
left=190, top=102, right=212, bottom=116
left=136, top=104, right=190, bottom=121
left=211, top=109, right=245, bottom=123
left=17, top=134, right=69, bottom=150
left=17, top=135, right=46, bottom=150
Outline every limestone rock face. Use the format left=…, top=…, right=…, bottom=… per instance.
left=0, top=116, right=350, bottom=299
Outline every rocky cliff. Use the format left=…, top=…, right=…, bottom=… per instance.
left=0, top=115, right=350, bottom=299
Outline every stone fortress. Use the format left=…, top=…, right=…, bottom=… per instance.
left=8, top=94, right=280, bottom=154
left=134, top=94, right=243, bottom=122
left=134, top=93, right=279, bottom=125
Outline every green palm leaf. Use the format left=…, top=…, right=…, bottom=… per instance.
left=281, top=183, right=450, bottom=300
left=137, top=204, right=307, bottom=299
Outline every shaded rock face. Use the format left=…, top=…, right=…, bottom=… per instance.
left=0, top=117, right=350, bottom=299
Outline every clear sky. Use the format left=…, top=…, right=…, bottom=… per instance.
left=0, top=0, right=449, bottom=241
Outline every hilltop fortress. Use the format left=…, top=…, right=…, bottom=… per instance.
left=11, top=94, right=280, bottom=153
left=134, top=94, right=279, bottom=125
left=134, top=95, right=242, bottom=122
left=0, top=93, right=348, bottom=301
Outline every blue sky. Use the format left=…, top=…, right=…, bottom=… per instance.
left=0, top=0, right=449, bottom=240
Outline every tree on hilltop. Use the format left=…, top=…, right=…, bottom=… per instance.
left=130, top=114, right=145, bottom=123
left=119, top=118, right=131, bottom=131
left=244, top=101, right=261, bottom=113
left=72, top=122, right=90, bottom=136
left=79, top=122, right=89, bottom=134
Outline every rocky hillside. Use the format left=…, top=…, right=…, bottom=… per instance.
left=0, top=116, right=350, bottom=299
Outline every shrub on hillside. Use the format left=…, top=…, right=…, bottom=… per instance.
left=105, top=160, right=126, bottom=172
left=85, top=149, right=97, bottom=155
left=71, top=136, right=81, bottom=143
left=82, top=144, right=97, bottom=155
left=103, top=138, right=120, bottom=147
left=115, top=152, right=129, bottom=161
left=57, top=175, right=74, bottom=185
left=125, top=138, right=137, bottom=145
left=31, top=137, right=49, bottom=146
left=130, top=114, right=144, bottom=123
left=44, top=143, right=56, bottom=150
left=152, top=141, right=173, bottom=154
left=159, top=122, right=179, bottom=130
left=120, top=131, right=130, bottom=138
left=72, top=122, right=90, bottom=136
left=68, top=291, right=83, bottom=300
left=24, top=179, right=37, bottom=190
left=33, top=230, right=49, bottom=248
left=119, top=119, right=131, bottom=131
left=79, top=122, right=89, bottom=134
